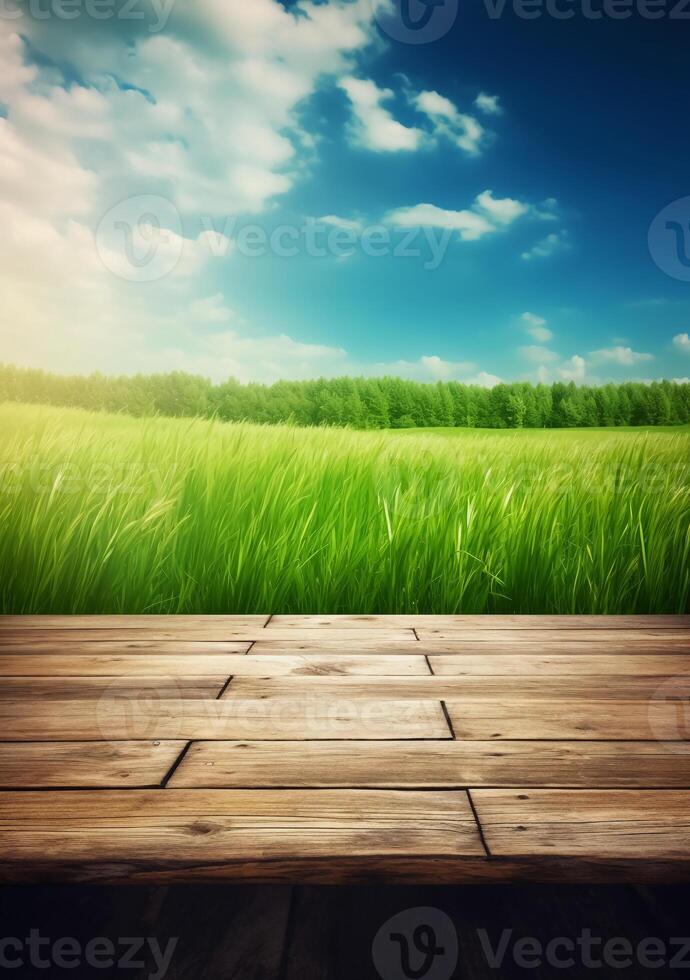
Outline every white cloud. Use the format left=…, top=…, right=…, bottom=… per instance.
left=520, top=312, right=553, bottom=342
left=522, top=230, right=569, bottom=261
left=387, top=191, right=530, bottom=241
left=2, top=1, right=379, bottom=220
left=419, top=355, right=475, bottom=380
left=558, top=355, right=587, bottom=382
left=317, top=214, right=365, bottom=233
left=673, top=332, right=690, bottom=353
left=387, top=203, right=493, bottom=240
left=412, top=88, right=487, bottom=156
left=467, top=371, right=502, bottom=388
left=520, top=345, right=559, bottom=364
left=474, top=92, right=502, bottom=116
left=339, top=76, right=424, bottom=152
left=413, top=90, right=457, bottom=118
left=589, top=346, right=654, bottom=366
left=475, top=190, right=528, bottom=226
left=0, top=5, right=398, bottom=383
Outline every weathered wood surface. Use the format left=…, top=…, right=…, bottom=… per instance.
left=0, top=698, right=450, bottom=741
left=0, top=614, right=688, bottom=883
left=171, top=739, right=690, bottom=789
left=0, top=741, right=186, bottom=787
left=222, top=674, right=690, bottom=700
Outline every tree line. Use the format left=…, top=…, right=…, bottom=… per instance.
left=2, top=363, right=689, bottom=429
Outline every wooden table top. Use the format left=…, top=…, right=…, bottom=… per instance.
left=1, top=614, right=689, bottom=884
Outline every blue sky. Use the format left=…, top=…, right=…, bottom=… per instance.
left=2, top=0, right=690, bottom=384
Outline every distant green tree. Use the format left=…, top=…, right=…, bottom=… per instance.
left=2, top=363, right=689, bottom=431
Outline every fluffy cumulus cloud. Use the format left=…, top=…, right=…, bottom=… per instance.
left=0, top=3, right=396, bottom=381
left=339, top=76, right=425, bottom=152
left=340, top=82, right=494, bottom=157
left=520, top=312, right=553, bottom=342
left=386, top=191, right=529, bottom=241
left=0, top=2, right=556, bottom=387
left=558, top=355, right=587, bottom=383
left=673, top=333, right=690, bottom=353
left=6, top=2, right=379, bottom=216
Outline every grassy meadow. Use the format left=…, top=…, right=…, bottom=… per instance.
left=1, top=403, right=689, bottom=614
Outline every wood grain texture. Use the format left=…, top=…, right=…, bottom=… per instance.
left=0, top=698, right=451, bottom=741
left=0, top=789, right=484, bottom=881
left=0, top=653, right=431, bottom=678
left=445, top=699, right=690, bottom=740
left=221, top=674, right=690, bottom=700
left=473, top=790, right=690, bottom=858
left=2, top=615, right=689, bottom=883
left=0, top=640, right=252, bottom=655
left=250, top=639, right=424, bottom=654
left=0, top=654, right=241, bottom=677
left=224, top=654, right=431, bottom=676
left=429, top=654, right=690, bottom=674
left=171, top=739, right=690, bottom=789
left=0, top=616, right=270, bottom=629
left=419, top=630, right=690, bottom=653
left=0, top=677, right=225, bottom=699
left=0, top=741, right=186, bottom=787
left=0, top=629, right=263, bottom=642
left=268, top=615, right=690, bottom=629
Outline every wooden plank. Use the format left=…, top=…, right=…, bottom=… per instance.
left=428, top=654, right=690, bottom=675
left=421, top=632, right=690, bottom=654
left=0, top=616, right=270, bottom=629
left=0, top=741, right=186, bottom=788
left=171, top=739, right=690, bottom=789
left=237, top=628, right=416, bottom=642
left=223, top=655, right=431, bottom=676
left=0, top=640, right=252, bottom=655
left=0, top=655, right=241, bottom=677
left=0, top=654, right=430, bottom=679
left=220, top=674, right=690, bottom=701
left=473, top=790, right=690, bottom=859
left=445, top=699, right=690, bottom=740
left=268, top=615, right=690, bottom=630
left=0, top=699, right=451, bottom=741
left=0, top=789, right=485, bottom=882
left=0, top=678, right=225, bottom=699
left=0, top=629, right=262, bottom=642
left=0, top=628, right=416, bottom=644
left=250, top=640, right=422, bottom=655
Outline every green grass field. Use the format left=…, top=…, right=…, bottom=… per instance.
left=1, top=403, right=689, bottom=614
